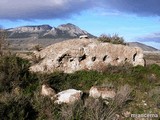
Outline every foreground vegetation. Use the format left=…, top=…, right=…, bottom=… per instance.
left=0, top=54, right=160, bottom=119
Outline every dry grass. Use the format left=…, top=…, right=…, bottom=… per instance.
left=105, top=84, right=133, bottom=119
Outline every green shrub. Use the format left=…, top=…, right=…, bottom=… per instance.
left=0, top=55, right=38, bottom=93
left=101, top=64, right=160, bottom=92
left=148, top=64, right=160, bottom=77
left=39, top=70, right=106, bottom=92
left=37, top=72, right=68, bottom=92
left=66, top=70, right=106, bottom=90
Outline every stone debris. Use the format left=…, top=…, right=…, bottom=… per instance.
left=89, top=86, right=116, bottom=99
left=41, top=84, right=56, bottom=97
left=54, top=89, right=83, bottom=104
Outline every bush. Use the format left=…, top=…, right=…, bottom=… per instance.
left=98, top=34, right=126, bottom=45
left=0, top=95, right=37, bottom=120
left=0, top=55, right=38, bottom=93
left=60, top=100, right=84, bottom=120
left=31, top=92, right=61, bottom=120
left=148, top=64, right=160, bottom=77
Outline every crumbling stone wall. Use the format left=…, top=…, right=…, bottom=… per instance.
left=30, top=39, right=144, bottom=73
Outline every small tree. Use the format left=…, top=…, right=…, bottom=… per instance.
left=98, top=34, right=126, bottom=45
left=98, top=34, right=111, bottom=43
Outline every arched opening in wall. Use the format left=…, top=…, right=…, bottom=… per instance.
left=79, top=54, right=86, bottom=62
left=58, top=54, right=71, bottom=62
left=70, top=58, right=74, bottom=62
left=103, top=55, right=108, bottom=61
left=91, top=56, right=96, bottom=62
left=133, top=53, right=137, bottom=61
left=115, top=58, right=119, bottom=61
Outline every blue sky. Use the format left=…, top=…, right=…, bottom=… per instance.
left=0, top=0, right=160, bottom=49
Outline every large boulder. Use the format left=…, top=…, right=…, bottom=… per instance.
left=30, top=39, right=145, bottom=73
left=89, top=86, right=116, bottom=99
left=54, top=89, right=83, bottom=104
left=41, top=84, right=56, bottom=97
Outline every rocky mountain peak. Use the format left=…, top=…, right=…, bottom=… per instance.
left=57, top=23, right=88, bottom=37
left=57, top=23, right=82, bottom=31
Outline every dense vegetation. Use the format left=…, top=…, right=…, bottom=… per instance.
left=0, top=54, right=160, bottom=119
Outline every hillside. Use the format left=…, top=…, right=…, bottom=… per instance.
left=128, top=42, right=158, bottom=51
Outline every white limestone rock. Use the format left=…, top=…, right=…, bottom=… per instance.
left=54, top=89, right=83, bottom=104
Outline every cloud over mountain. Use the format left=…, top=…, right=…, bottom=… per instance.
left=1, top=0, right=160, bottom=20
left=0, top=0, right=91, bottom=20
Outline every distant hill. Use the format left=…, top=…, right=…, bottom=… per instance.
left=6, top=23, right=95, bottom=39
left=128, top=42, right=158, bottom=51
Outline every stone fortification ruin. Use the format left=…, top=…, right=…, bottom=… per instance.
left=30, top=39, right=145, bottom=73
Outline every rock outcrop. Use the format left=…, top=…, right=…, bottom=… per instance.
left=30, top=38, right=145, bottom=73
left=41, top=84, right=56, bottom=97
left=89, top=86, right=116, bottom=99
left=54, top=89, right=83, bottom=104
left=40, top=84, right=82, bottom=104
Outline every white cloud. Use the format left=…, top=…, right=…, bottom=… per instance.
left=0, top=0, right=91, bottom=20
left=1, top=0, right=160, bottom=20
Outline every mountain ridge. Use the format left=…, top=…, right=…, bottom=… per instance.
left=6, top=23, right=95, bottom=39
